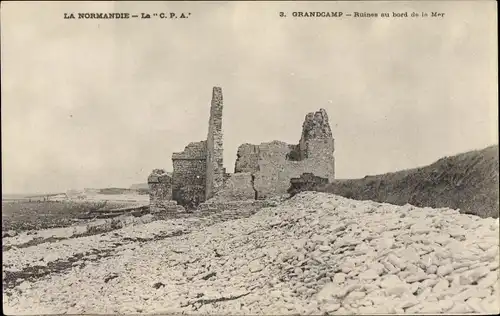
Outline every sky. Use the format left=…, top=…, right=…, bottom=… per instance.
left=1, top=1, right=498, bottom=194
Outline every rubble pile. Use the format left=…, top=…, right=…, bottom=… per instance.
left=3, top=192, right=499, bottom=314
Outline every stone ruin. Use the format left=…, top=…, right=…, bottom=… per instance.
left=147, top=169, right=185, bottom=213
left=148, top=87, right=225, bottom=212
left=148, top=87, right=335, bottom=213
left=225, top=108, right=335, bottom=200
left=287, top=173, right=329, bottom=197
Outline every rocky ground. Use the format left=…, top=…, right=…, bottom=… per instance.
left=3, top=192, right=499, bottom=314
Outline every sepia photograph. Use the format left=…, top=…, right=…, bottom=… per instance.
left=1, top=0, right=498, bottom=314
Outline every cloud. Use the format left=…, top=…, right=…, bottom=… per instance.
left=1, top=1, right=497, bottom=193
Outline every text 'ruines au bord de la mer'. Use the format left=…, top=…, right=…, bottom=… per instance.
left=280, top=11, right=446, bottom=18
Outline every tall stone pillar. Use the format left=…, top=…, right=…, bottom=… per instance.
left=298, top=108, right=335, bottom=181
left=205, top=87, right=224, bottom=200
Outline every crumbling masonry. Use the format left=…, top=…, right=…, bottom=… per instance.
left=218, top=108, right=335, bottom=200
left=148, top=87, right=224, bottom=211
left=205, top=87, right=225, bottom=200
left=148, top=87, right=335, bottom=211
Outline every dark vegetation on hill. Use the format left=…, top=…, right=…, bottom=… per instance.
left=99, top=187, right=149, bottom=195
left=98, top=188, right=134, bottom=195
left=1, top=201, right=130, bottom=232
left=291, top=145, right=499, bottom=219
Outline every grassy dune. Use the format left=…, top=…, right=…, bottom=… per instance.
left=313, top=145, right=499, bottom=218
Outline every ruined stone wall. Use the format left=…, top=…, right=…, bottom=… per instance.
left=149, top=88, right=334, bottom=209
left=148, top=169, right=173, bottom=213
left=211, top=172, right=256, bottom=201
left=252, top=141, right=334, bottom=198
left=230, top=109, right=335, bottom=199
left=299, top=109, right=334, bottom=161
left=205, top=87, right=224, bottom=200
left=172, top=141, right=207, bottom=208
left=235, top=144, right=260, bottom=173
left=149, top=86, right=226, bottom=209
left=147, top=169, right=187, bottom=214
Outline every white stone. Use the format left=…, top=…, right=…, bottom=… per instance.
left=426, top=264, right=438, bottom=274
left=434, top=233, right=452, bottom=246
left=488, top=259, right=499, bottom=271
left=316, top=283, right=338, bottom=302
left=452, top=287, right=488, bottom=301
left=420, top=278, right=439, bottom=288
left=321, top=303, right=340, bottom=313
left=437, top=264, right=454, bottom=277
left=357, top=306, right=375, bottom=314
left=333, top=273, right=347, bottom=284
left=363, top=284, right=380, bottom=293
left=460, top=266, right=491, bottom=285
left=448, top=302, right=473, bottom=313
left=399, top=247, right=421, bottom=262
left=478, top=271, right=499, bottom=288
left=405, top=303, right=424, bottom=314
left=432, top=278, right=449, bottom=293
left=385, top=284, right=410, bottom=298
left=417, top=287, right=432, bottom=301
left=375, top=237, right=394, bottom=252
left=344, top=291, right=366, bottom=303
left=419, top=302, right=444, bottom=313
left=387, top=254, right=405, bottom=270
left=360, top=299, right=373, bottom=307
left=369, top=262, right=385, bottom=275
left=481, top=296, right=500, bottom=314
left=483, top=247, right=499, bottom=261
left=397, top=295, right=419, bottom=309
left=419, top=254, right=434, bottom=268
left=411, top=223, right=432, bottom=234
left=318, top=245, right=331, bottom=252
left=406, top=271, right=428, bottom=283
left=381, top=260, right=398, bottom=274
left=466, top=297, right=485, bottom=313
left=358, top=269, right=379, bottom=281
left=380, top=275, right=403, bottom=288
left=248, top=260, right=264, bottom=273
